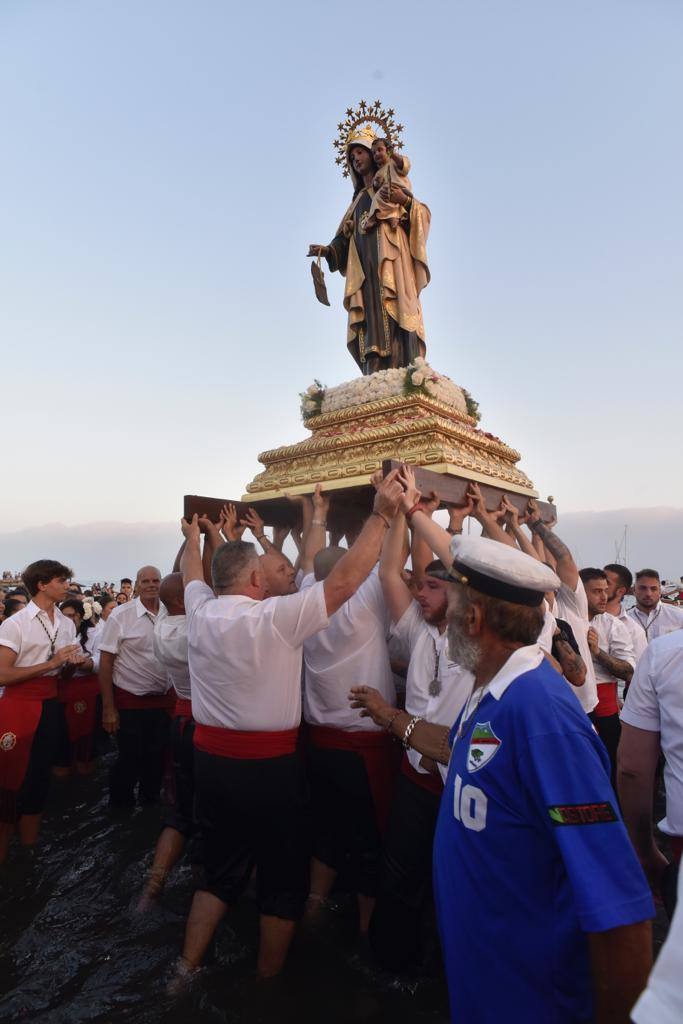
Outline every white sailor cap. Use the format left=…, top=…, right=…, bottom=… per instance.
left=448, top=535, right=560, bottom=607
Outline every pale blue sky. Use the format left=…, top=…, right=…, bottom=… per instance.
left=2, top=0, right=681, bottom=531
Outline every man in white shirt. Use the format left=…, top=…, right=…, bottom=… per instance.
left=619, top=629, right=683, bottom=895
left=365, top=501, right=473, bottom=972
left=302, top=551, right=396, bottom=935
left=603, top=563, right=648, bottom=663
left=98, top=565, right=172, bottom=807
left=0, top=559, right=83, bottom=862
left=174, top=472, right=404, bottom=984
left=579, top=568, right=635, bottom=788
left=139, top=571, right=197, bottom=909
left=526, top=511, right=598, bottom=717
left=628, top=569, right=683, bottom=644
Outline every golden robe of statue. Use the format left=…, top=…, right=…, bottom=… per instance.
left=323, top=134, right=431, bottom=374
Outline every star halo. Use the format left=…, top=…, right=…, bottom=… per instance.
left=332, top=99, right=405, bottom=178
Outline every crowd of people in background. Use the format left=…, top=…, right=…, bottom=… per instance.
left=1, top=469, right=683, bottom=1023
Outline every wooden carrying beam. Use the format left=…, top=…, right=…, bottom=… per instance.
left=381, top=461, right=557, bottom=521
left=185, top=469, right=556, bottom=529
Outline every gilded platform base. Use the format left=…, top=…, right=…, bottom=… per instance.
left=243, top=393, right=538, bottom=501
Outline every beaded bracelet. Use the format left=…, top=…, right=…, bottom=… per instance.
left=384, top=709, right=403, bottom=734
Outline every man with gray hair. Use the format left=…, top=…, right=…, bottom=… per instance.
left=173, top=471, right=404, bottom=986
left=98, top=565, right=172, bottom=807
left=352, top=472, right=654, bottom=1024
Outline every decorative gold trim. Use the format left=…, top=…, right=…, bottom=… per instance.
left=245, top=391, right=537, bottom=499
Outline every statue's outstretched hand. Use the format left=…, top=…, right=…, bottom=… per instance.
left=307, top=244, right=329, bottom=258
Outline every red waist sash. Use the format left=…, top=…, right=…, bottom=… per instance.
left=194, top=723, right=298, bottom=760
left=309, top=724, right=399, bottom=833
left=0, top=675, right=56, bottom=821
left=595, top=681, right=619, bottom=718
left=173, top=697, right=193, bottom=719
left=113, top=686, right=175, bottom=711
left=400, top=751, right=444, bottom=795
left=58, top=674, right=99, bottom=745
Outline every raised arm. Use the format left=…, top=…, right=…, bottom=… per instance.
left=199, top=516, right=224, bottom=587
left=300, top=485, right=329, bottom=576
left=323, top=472, right=403, bottom=616
left=179, top=514, right=204, bottom=587
left=172, top=539, right=187, bottom=574
left=241, top=507, right=273, bottom=554
left=410, top=488, right=440, bottom=582
left=379, top=509, right=412, bottom=625
left=468, top=483, right=516, bottom=548
left=221, top=503, right=247, bottom=544
left=502, top=496, right=540, bottom=560
left=526, top=503, right=577, bottom=590
left=397, top=466, right=453, bottom=566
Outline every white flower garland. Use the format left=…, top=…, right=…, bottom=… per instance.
left=300, top=359, right=472, bottom=421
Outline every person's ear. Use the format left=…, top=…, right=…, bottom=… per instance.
left=465, top=602, right=483, bottom=637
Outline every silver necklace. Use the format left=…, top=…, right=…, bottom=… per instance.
left=429, top=636, right=442, bottom=697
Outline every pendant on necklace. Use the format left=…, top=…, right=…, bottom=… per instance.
left=428, top=677, right=442, bottom=697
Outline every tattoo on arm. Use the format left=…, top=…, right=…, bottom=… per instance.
left=532, top=523, right=572, bottom=563
left=595, top=649, right=634, bottom=683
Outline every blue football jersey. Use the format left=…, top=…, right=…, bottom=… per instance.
left=433, top=652, right=654, bottom=1023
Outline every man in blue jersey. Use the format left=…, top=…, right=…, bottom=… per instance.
left=350, top=469, right=654, bottom=1023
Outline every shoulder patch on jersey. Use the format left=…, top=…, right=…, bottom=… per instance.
left=467, top=722, right=501, bottom=772
left=548, top=802, right=618, bottom=826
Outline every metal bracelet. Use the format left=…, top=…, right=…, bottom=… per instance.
left=312, top=520, right=327, bottom=527
left=402, top=715, right=423, bottom=750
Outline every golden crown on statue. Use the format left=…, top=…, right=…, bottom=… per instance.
left=332, top=99, right=404, bottom=177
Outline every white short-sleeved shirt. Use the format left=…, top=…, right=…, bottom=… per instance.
left=554, top=579, right=598, bottom=713
left=589, top=612, right=635, bottom=685
left=153, top=608, right=190, bottom=700
left=302, top=568, right=395, bottom=731
left=537, top=605, right=557, bottom=655
left=0, top=601, right=78, bottom=675
left=620, top=630, right=683, bottom=836
left=392, top=601, right=473, bottom=776
left=185, top=578, right=329, bottom=731
left=628, top=602, right=683, bottom=644
left=98, top=597, right=168, bottom=696
left=618, top=609, right=648, bottom=663
left=632, top=863, right=683, bottom=1024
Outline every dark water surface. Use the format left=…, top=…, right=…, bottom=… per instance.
left=0, top=756, right=450, bottom=1024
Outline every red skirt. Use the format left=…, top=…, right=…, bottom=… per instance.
left=308, top=724, right=400, bottom=833
left=0, top=676, right=57, bottom=817
left=58, top=674, right=100, bottom=762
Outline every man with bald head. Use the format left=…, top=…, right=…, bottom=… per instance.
left=260, top=550, right=297, bottom=597
left=98, top=564, right=173, bottom=806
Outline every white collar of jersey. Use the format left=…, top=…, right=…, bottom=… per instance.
left=487, top=644, right=544, bottom=701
